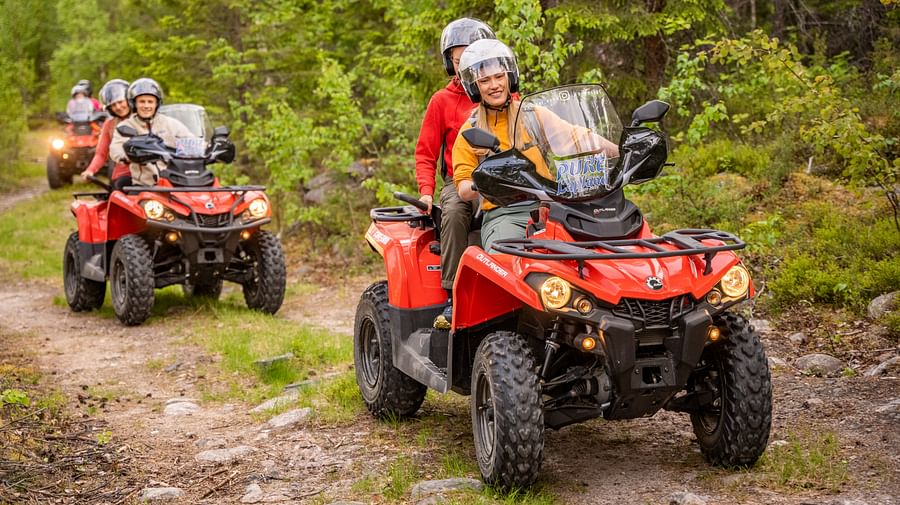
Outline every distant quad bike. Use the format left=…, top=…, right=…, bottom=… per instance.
left=354, top=84, right=772, bottom=489
left=47, top=97, right=107, bottom=189
left=64, top=106, right=286, bottom=326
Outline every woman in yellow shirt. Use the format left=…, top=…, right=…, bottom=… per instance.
left=451, top=39, right=534, bottom=253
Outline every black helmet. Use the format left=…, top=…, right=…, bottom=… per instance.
left=99, top=79, right=130, bottom=116
left=77, top=79, right=93, bottom=96
left=127, top=78, right=164, bottom=118
left=440, top=18, right=495, bottom=77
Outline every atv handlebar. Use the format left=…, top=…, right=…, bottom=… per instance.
left=86, top=174, right=112, bottom=192
left=393, top=191, right=429, bottom=212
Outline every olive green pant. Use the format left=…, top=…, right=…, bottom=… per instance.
left=439, top=180, right=478, bottom=290
left=481, top=204, right=538, bottom=254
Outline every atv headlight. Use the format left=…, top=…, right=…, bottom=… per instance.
left=142, top=200, right=166, bottom=220
left=248, top=199, right=268, bottom=218
left=540, top=276, right=572, bottom=309
left=51, top=138, right=65, bottom=150
left=720, top=265, right=750, bottom=298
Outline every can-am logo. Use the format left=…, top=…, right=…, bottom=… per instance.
left=205, top=202, right=215, bottom=209
left=645, top=276, right=664, bottom=290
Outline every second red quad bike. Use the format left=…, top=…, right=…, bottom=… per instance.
left=64, top=113, right=286, bottom=326
left=47, top=97, right=107, bottom=189
left=354, top=84, right=772, bottom=489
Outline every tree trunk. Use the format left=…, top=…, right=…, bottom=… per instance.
left=644, top=0, right=668, bottom=89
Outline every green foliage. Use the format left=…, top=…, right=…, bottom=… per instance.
left=659, top=30, right=898, bottom=194
left=1, top=388, right=30, bottom=407
left=763, top=198, right=900, bottom=313
left=0, top=186, right=75, bottom=280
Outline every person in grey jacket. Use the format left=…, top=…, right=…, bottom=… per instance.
left=109, top=78, right=195, bottom=186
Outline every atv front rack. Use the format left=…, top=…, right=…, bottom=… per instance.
left=491, top=229, right=745, bottom=278
left=123, top=185, right=266, bottom=194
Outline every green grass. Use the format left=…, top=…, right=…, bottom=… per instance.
left=757, top=432, right=849, bottom=492
left=178, top=300, right=352, bottom=402
left=0, top=184, right=79, bottom=280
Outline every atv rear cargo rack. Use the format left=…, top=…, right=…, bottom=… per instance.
left=491, top=229, right=745, bottom=278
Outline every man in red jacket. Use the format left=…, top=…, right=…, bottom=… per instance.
left=415, top=18, right=496, bottom=329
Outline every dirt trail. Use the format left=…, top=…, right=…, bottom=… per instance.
left=0, top=184, right=898, bottom=504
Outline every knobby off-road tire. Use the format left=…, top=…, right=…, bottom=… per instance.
left=110, top=234, right=154, bottom=326
left=183, top=278, right=224, bottom=299
left=242, top=231, right=286, bottom=314
left=353, top=281, right=426, bottom=418
left=471, top=331, right=544, bottom=490
left=63, top=232, right=105, bottom=311
left=690, top=312, right=772, bottom=467
left=47, top=156, right=63, bottom=189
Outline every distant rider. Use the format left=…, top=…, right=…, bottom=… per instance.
left=109, top=78, right=195, bottom=186
left=80, top=79, right=134, bottom=190
left=72, top=79, right=103, bottom=111
left=415, top=18, right=496, bottom=328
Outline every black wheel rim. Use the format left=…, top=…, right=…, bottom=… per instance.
left=696, top=359, right=724, bottom=434
left=112, top=258, right=127, bottom=306
left=358, top=317, right=380, bottom=389
left=474, top=366, right=495, bottom=464
left=64, top=250, right=77, bottom=299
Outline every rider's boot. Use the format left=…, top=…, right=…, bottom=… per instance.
left=433, top=292, right=452, bottom=329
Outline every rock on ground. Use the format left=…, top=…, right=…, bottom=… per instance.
left=795, top=353, right=844, bottom=376
left=163, top=400, right=200, bottom=416
left=249, top=392, right=298, bottom=414
left=240, top=483, right=264, bottom=504
left=264, top=407, right=311, bottom=431
left=139, top=487, right=184, bottom=500
left=669, top=491, right=707, bottom=505
left=195, top=445, right=254, bottom=463
left=864, top=356, right=900, bottom=377
left=867, top=291, right=898, bottom=320
left=410, top=478, right=484, bottom=497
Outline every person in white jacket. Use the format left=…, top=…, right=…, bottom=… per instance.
left=109, top=78, right=196, bottom=186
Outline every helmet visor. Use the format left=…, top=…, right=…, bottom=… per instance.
left=459, top=56, right=516, bottom=86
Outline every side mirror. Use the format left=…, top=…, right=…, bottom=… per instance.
left=630, top=100, right=670, bottom=127
left=117, top=124, right=138, bottom=137
left=213, top=126, right=230, bottom=138
left=462, top=127, right=501, bottom=153
left=210, top=138, right=235, bottom=163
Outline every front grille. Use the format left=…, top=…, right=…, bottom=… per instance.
left=197, top=213, right=231, bottom=228
left=613, top=295, right=695, bottom=331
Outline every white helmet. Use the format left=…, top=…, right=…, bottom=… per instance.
left=457, top=39, right=519, bottom=104
left=439, top=18, right=495, bottom=77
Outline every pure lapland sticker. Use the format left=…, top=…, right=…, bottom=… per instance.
left=555, top=152, right=610, bottom=197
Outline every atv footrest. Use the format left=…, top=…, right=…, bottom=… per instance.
left=395, top=328, right=449, bottom=393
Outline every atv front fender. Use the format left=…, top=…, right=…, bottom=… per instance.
left=452, top=247, right=543, bottom=330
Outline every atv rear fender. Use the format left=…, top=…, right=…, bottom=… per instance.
left=365, top=220, right=445, bottom=308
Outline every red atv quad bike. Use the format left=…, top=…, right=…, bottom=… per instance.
left=64, top=121, right=286, bottom=326
left=47, top=97, right=107, bottom=189
left=354, top=84, right=772, bottom=490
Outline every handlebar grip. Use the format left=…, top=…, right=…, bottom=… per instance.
left=392, top=191, right=429, bottom=212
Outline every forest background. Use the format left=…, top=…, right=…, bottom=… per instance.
left=0, top=0, right=897, bottom=332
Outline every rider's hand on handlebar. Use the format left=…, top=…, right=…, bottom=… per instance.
left=80, top=169, right=92, bottom=181
left=418, top=194, right=433, bottom=214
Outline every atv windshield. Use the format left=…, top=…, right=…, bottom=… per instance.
left=513, top=84, right=623, bottom=200
left=66, top=98, right=95, bottom=123
left=159, top=104, right=213, bottom=145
